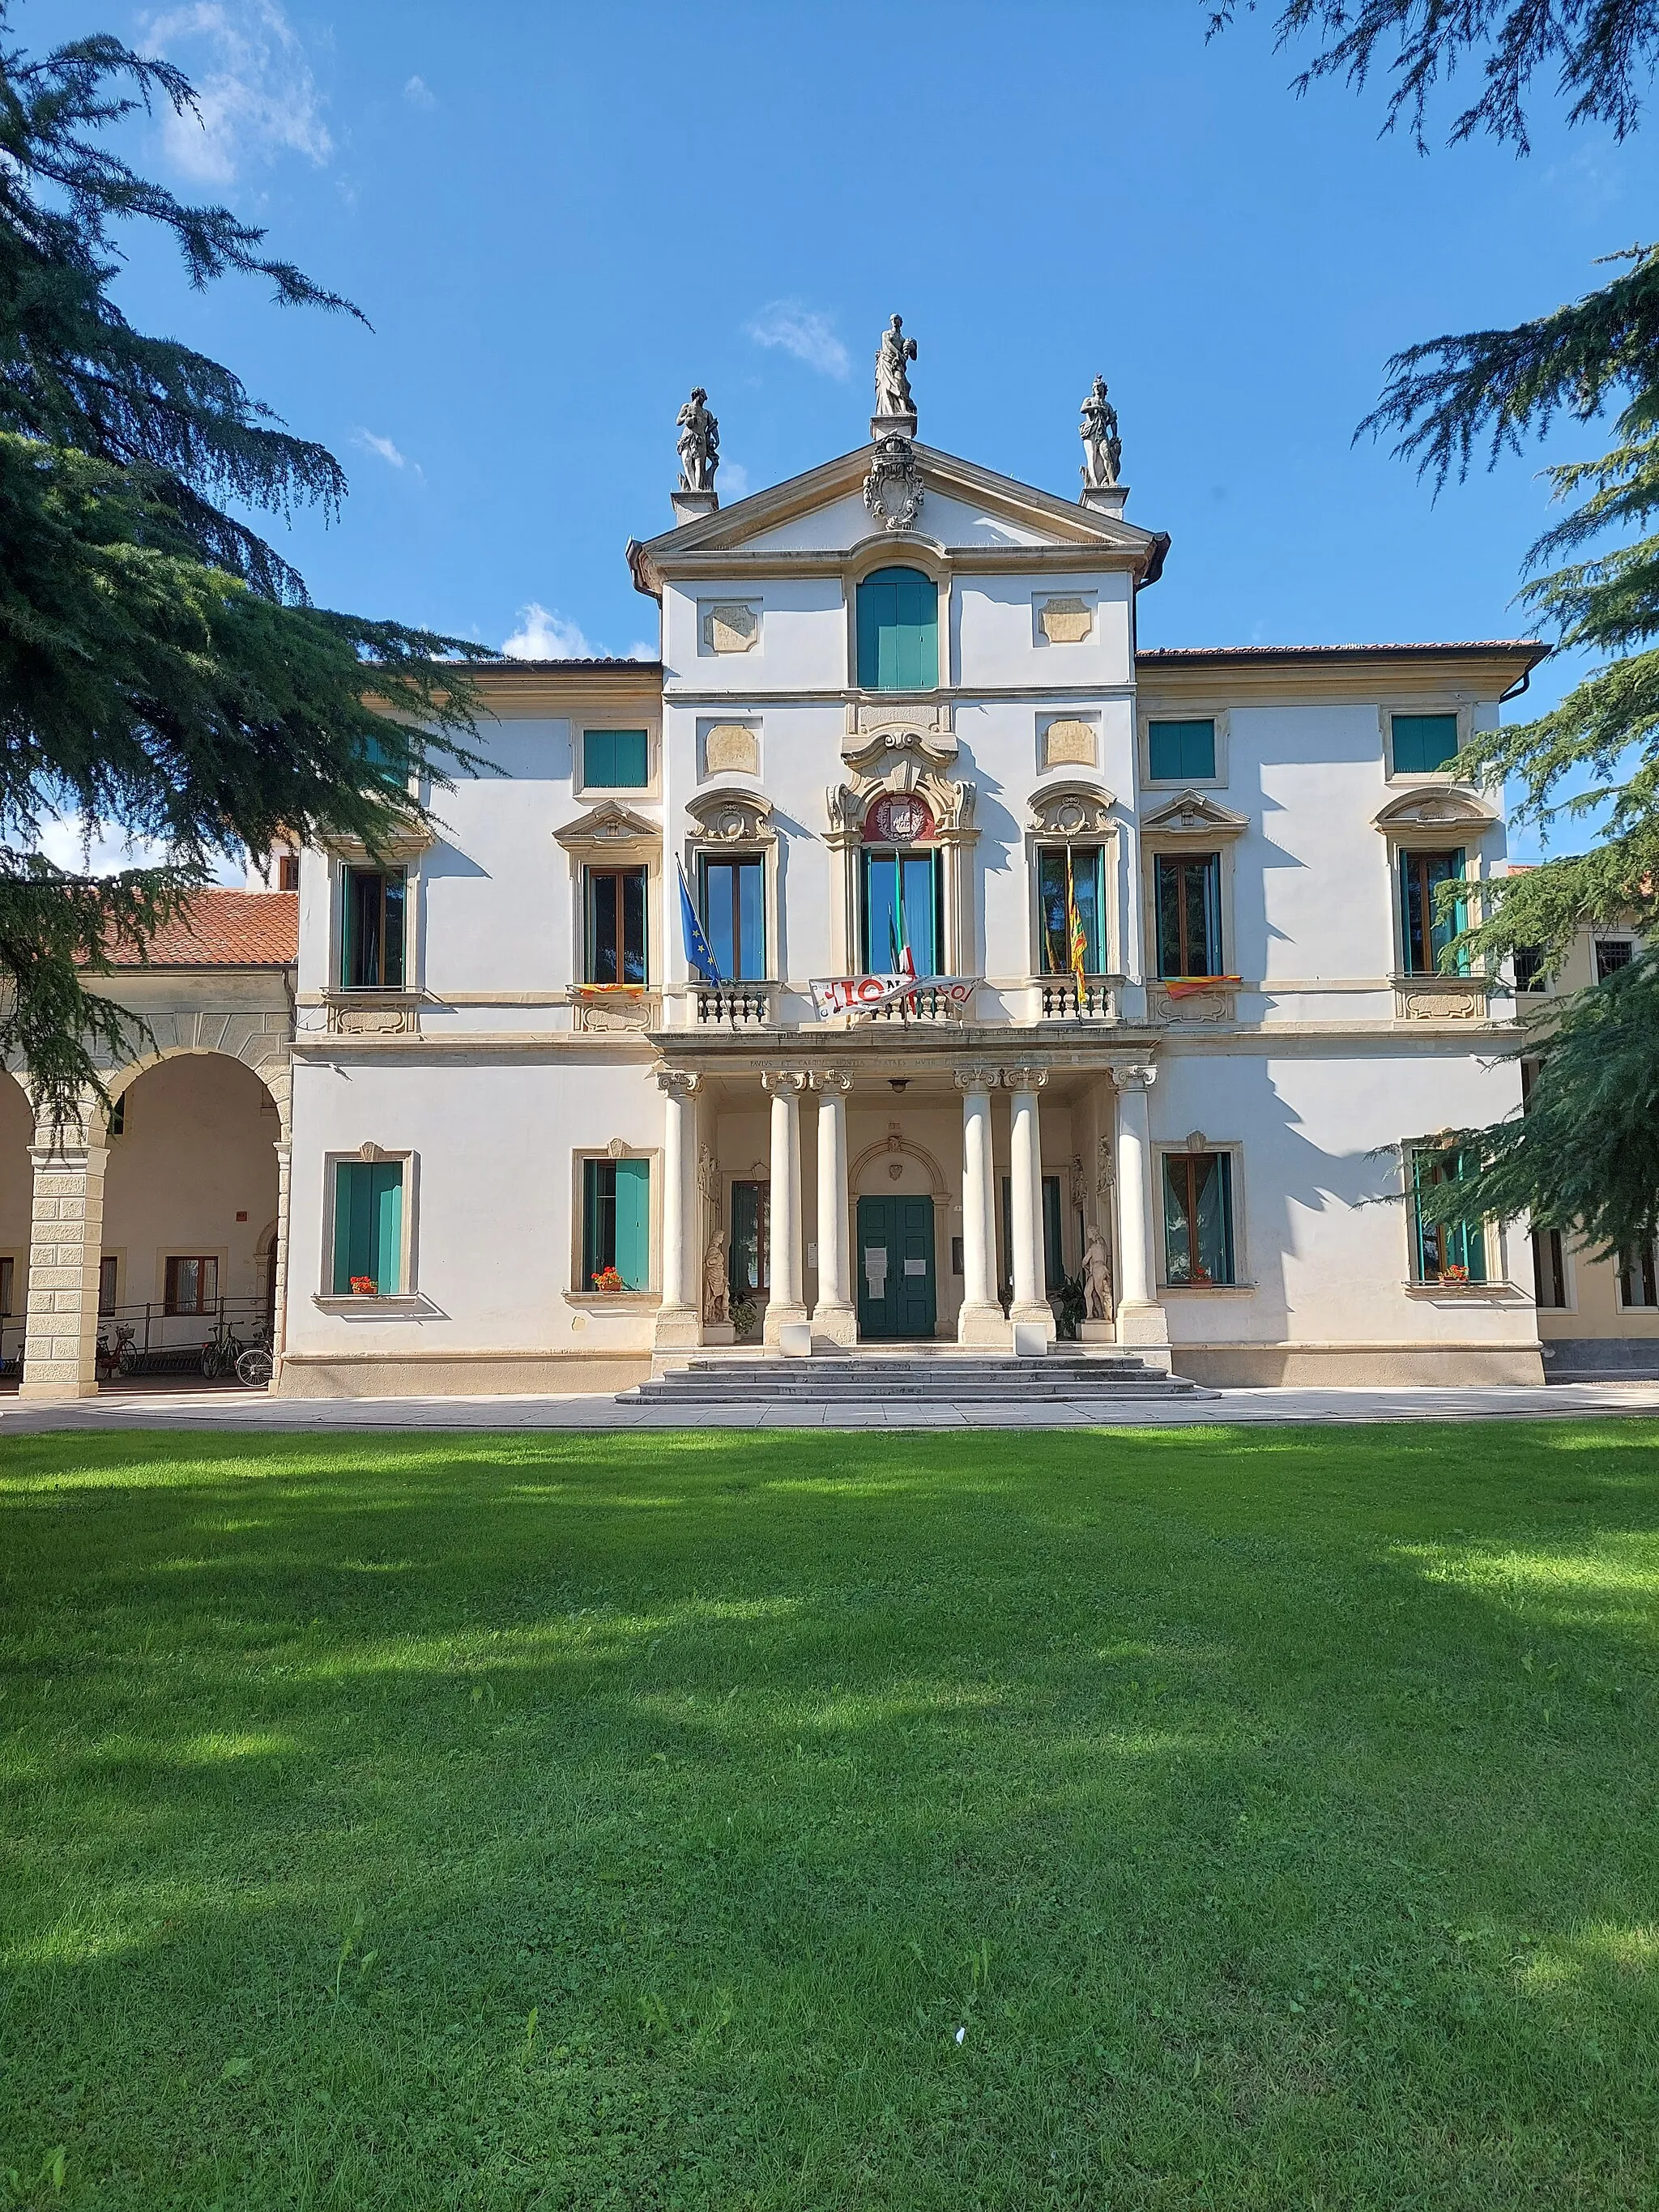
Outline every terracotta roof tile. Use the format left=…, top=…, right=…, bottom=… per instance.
left=105, top=889, right=297, bottom=970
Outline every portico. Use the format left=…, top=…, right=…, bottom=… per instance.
left=646, top=1030, right=1171, bottom=1359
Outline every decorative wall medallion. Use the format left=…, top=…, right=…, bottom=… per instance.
left=1397, top=984, right=1486, bottom=1021
left=1038, top=595, right=1093, bottom=645
left=1043, top=718, right=1097, bottom=770
left=865, top=791, right=935, bottom=844
left=608, top=1137, right=629, bottom=1158
left=1028, top=781, right=1115, bottom=838
left=1149, top=985, right=1235, bottom=1025
left=703, top=603, right=759, bottom=654
left=863, top=434, right=924, bottom=531
left=704, top=722, right=760, bottom=777
left=576, top=992, right=660, bottom=1033
left=887, top=1162, right=903, bottom=1182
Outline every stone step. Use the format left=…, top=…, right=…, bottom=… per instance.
left=621, top=1351, right=1203, bottom=1406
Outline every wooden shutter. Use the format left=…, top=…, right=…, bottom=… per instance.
left=612, top=1159, right=650, bottom=1289
left=334, top=1160, right=403, bottom=1294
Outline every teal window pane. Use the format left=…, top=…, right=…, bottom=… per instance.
left=1148, top=719, right=1216, bottom=781
left=856, top=566, right=937, bottom=692
left=584, top=729, right=649, bottom=788
left=333, top=1160, right=403, bottom=1294
left=700, top=855, right=766, bottom=980
left=729, top=1181, right=769, bottom=1294
left=1036, top=846, right=1106, bottom=974
left=1410, top=1149, right=1486, bottom=1283
left=343, top=867, right=406, bottom=990
left=1401, top=848, right=1466, bottom=974
left=582, top=1157, right=650, bottom=1289
left=1392, top=714, right=1458, bottom=774
left=860, top=848, right=940, bottom=973
left=1042, top=1174, right=1064, bottom=1295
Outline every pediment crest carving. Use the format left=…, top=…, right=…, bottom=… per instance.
left=1141, top=790, right=1248, bottom=838
left=826, top=731, right=976, bottom=842
left=841, top=725, right=958, bottom=774
left=1373, top=786, right=1499, bottom=837
left=686, top=786, right=775, bottom=846
left=553, top=800, right=659, bottom=850
left=1029, top=780, right=1117, bottom=839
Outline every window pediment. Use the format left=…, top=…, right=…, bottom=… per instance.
left=826, top=733, right=976, bottom=846
left=1141, top=791, right=1248, bottom=839
left=1373, top=786, right=1499, bottom=842
left=554, top=801, right=660, bottom=863
left=685, top=787, right=775, bottom=846
left=322, top=823, right=437, bottom=866
left=1029, top=780, right=1117, bottom=839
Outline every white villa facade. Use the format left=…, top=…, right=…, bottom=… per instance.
left=11, top=354, right=1657, bottom=1399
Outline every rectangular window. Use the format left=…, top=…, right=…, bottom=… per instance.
left=729, top=1179, right=769, bottom=1296
left=996, top=1173, right=1067, bottom=1295
left=582, top=1157, right=650, bottom=1291
left=1400, top=848, right=1467, bottom=975
left=1154, top=851, right=1222, bottom=977
left=856, top=568, right=939, bottom=692
left=0, top=1255, right=13, bottom=1315
left=1037, top=846, right=1106, bottom=974
left=1162, top=1153, right=1236, bottom=1286
left=583, top=729, right=649, bottom=789
left=1513, top=945, right=1547, bottom=993
left=1409, top=1149, right=1486, bottom=1284
left=585, top=867, right=648, bottom=985
left=98, top=1255, right=116, bottom=1314
left=342, top=867, right=407, bottom=991
left=278, top=852, right=301, bottom=892
left=164, top=1255, right=220, bottom=1315
left=1148, top=718, right=1217, bottom=782
left=1618, top=1243, right=1659, bottom=1309
left=860, top=848, right=940, bottom=975
left=699, top=855, right=766, bottom=981
left=1392, top=713, right=1460, bottom=774
left=1596, top=938, right=1634, bottom=982
left=1532, top=1228, right=1568, bottom=1311
left=331, top=1161, right=403, bottom=1297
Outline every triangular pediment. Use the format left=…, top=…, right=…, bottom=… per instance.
left=1373, top=786, right=1501, bottom=837
left=629, top=441, right=1166, bottom=589
left=1141, top=791, right=1249, bottom=837
left=553, top=801, right=658, bottom=850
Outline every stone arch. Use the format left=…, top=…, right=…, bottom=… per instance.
left=102, top=1009, right=291, bottom=1137
left=849, top=1130, right=949, bottom=1198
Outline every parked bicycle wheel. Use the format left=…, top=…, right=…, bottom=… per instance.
left=235, top=1346, right=273, bottom=1389
left=200, top=1344, right=222, bottom=1379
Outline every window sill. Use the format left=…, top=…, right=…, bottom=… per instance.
left=1158, top=1281, right=1256, bottom=1295
left=567, top=1290, right=661, bottom=1310
left=313, top=1294, right=428, bottom=1313
left=1401, top=1281, right=1522, bottom=1299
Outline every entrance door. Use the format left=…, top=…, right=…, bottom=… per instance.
left=856, top=1195, right=936, bottom=1340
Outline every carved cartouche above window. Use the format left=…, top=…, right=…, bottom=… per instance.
left=1028, top=781, right=1117, bottom=840
left=825, top=730, right=976, bottom=849
left=684, top=787, right=775, bottom=847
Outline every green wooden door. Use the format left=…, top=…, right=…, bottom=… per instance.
left=856, top=1195, right=936, bottom=1340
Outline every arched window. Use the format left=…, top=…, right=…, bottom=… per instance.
left=855, top=566, right=938, bottom=691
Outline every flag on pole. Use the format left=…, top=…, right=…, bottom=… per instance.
left=1065, top=850, right=1090, bottom=992
left=677, top=860, right=722, bottom=986
left=887, top=880, right=915, bottom=978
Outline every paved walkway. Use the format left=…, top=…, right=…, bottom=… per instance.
left=1, top=1381, right=1657, bottom=1433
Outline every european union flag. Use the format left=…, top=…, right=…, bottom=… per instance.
left=677, top=861, right=723, bottom=986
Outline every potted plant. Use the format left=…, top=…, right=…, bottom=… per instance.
left=349, top=1275, right=377, bottom=1297
left=1440, top=1263, right=1470, bottom=1285
left=731, top=1296, right=758, bottom=1342
left=591, top=1265, right=627, bottom=1295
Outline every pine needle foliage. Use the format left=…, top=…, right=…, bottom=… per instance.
left=0, top=10, right=488, bottom=1122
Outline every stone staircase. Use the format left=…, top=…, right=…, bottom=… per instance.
left=620, top=1349, right=1208, bottom=1409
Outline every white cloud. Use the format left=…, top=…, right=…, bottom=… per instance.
left=403, top=73, right=435, bottom=109
left=745, top=301, right=850, bottom=381
left=142, top=0, right=331, bottom=184
left=501, top=604, right=597, bottom=660
left=627, top=640, right=659, bottom=662
left=35, top=816, right=185, bottom=876
left=354, top=428, right=407, bottom=469
left=720, top=460, right=751, bottom=498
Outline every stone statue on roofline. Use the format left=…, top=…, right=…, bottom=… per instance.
left=676, top=387, right=719, bottom=493
left=874, top=314, right=918, bottom=421
left=1080, top=374, right=1122, bottom=491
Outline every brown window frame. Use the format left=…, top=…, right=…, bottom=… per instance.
left=164, top=1255, right=220, bottom=1316
left=584, top=865, right=649, bottom=987
left=1531, top=1228, right=1567, bottom=1311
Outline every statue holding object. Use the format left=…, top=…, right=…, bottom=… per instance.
left=1082, top=1221, right=1115, bottom=1322
left=676, top=387, right=719, bottom=493
left=1080, top=375, right=1122, bottom=491
left=702, top=1232, right=731, bottom=1324
left=875, top=314, right=918, bottom=420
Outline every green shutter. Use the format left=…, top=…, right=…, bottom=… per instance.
left=858, top=567, right=937, bottom=692
left=585, top=730, right=648, bottom=788
left=1392, top=714, right=1458, bottom=774
left=334, top=1160, right=403, bottom=1294
left=612, top=1158, right=650, bottom=1289
left=1149, top=719, right=1216, bottom=781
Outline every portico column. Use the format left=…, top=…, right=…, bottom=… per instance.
left=654, top=1068, right=702, bottom=1350
left=955, top=1067, right=1004, bottom=1347
left=270, top=1135, right=292, bottom=1378
left=761, top=1071, right=808, bottom=1344
left=19, top=1096, right=108, bottom=1400
left=811, top=1072, right=855, bottom=1345
left=1112, top=1063, right=1171, bottom=1370
left=1004, top=1066, right=1056, bottom=1342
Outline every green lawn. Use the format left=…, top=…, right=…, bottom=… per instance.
left=2, top=1423, right=1659, bottom=2210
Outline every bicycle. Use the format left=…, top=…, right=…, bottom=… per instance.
left=234, top=1325, right=274, bottom=1390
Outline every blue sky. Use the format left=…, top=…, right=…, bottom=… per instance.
left=25, top=0, right=1659, bottom=859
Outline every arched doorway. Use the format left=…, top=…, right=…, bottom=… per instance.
left=0, top=1072, right=33, bottom=1386
left=99, top=1053, right=281, bottom=1384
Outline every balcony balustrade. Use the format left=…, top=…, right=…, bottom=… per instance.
left=1039, top=980, right=1118, bottom=1021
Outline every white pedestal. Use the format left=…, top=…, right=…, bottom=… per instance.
left=778, top=1321, right=812, bottom=1360
left=1079, top=1319, right=1115, bottom=1345
left=1012, top=1322, right=1049, bottom=1358
left=702, top=1321, right=736, bottom=1345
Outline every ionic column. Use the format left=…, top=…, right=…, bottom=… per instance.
left=1112, top=1063, right=1171, bottom=1369
left=811, top=1072, right=855, bottom=1345
left=270, top=1135, right=292, bottom=1382
left=955, top=1067, right=1004, bottom=1347
left=1004, top=1066, right=1055, bottom=1342
left=761, top=1071, right=808, bottom=1343
left=19, top=1097, right=109, bottom=1400
left=654, top=1068, right=702, bottom=1349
